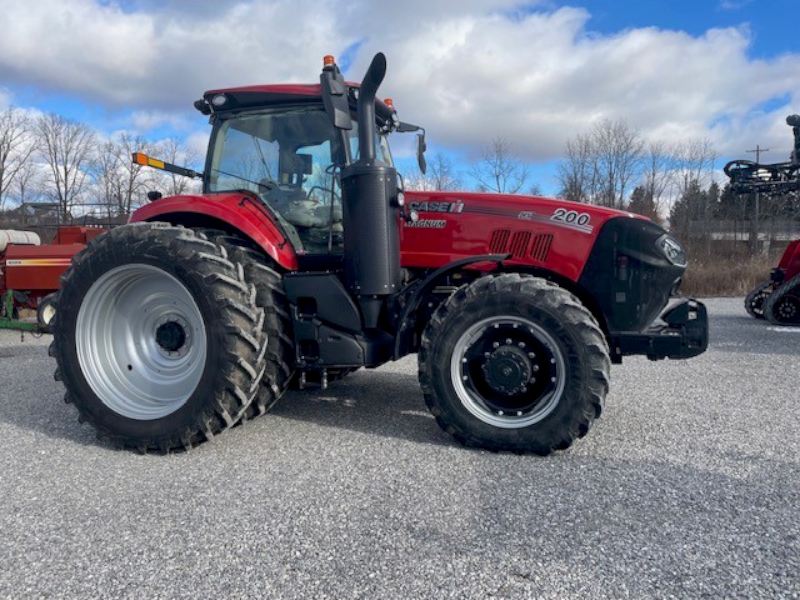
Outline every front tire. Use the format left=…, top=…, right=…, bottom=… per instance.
left=51, top=223, right=267, bottom=452
left=764, top=274, right=800, bottom=326
left=418, top=274, right=610, bottom=455
left=744, top=279, right=772, bottom=319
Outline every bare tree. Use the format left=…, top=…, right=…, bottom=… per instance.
left=0, top=107, right=34, bottom=211
left=12, top=156, right=45, bottom=206
left=406, top=152, right=461, bottom=191
left=36, top=113, right=96, bottom=220
left=639, top=140, right=674, bottom=218
left=470, top=138, right=529, bottom=194
left=592, top=119, right=644, bottom=209
left=557, top=133, right=594, bottom=203
left=671, top=138, right=716, bottom=197
left=557, top=118, right=644, bottom=209
left=94, top=132, right=155, bottom=218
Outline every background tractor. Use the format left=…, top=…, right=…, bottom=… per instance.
left=742, top=239, right=800, bottom=324
left=50, top=53, right=708, bottom=454
left=725, top=114, right=800, bottom=326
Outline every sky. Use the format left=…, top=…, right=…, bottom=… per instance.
left=0, top=0, right=798, bottom=196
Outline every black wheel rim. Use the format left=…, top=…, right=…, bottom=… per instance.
left=450, top=316, right=566, bottom=428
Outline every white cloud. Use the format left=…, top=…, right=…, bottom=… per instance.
left=129, top=109, right=195, bottom=133
left=0, top=0, right=798, bottom=168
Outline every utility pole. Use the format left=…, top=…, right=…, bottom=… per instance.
left=746, top=145, right=769, bottom=254
left=746, top=145, right=769, bottom=164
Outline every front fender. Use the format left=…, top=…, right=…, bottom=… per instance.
left=394, top=254, right=508, bottom=358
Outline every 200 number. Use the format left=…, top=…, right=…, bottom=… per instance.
left=552, top=208, right=591, bottom=226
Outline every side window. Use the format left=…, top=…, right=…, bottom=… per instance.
left=212, top=126, right=279, bottom=192
left=280, top=140, right=344, bottom=255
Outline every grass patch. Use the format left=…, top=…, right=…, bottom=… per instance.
left=680, top=252, right=778, bottom=297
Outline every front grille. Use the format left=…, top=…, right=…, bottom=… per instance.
left=530, top=233, right=553, bottom=263
left=509, top=231, right=532, bottom=258
left=489, top=229, right=511, bottom=254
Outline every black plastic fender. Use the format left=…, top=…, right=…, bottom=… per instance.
left=393, top=253, right=509, bottom=358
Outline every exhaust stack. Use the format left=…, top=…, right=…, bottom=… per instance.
left=340, top=53, right=402, bottom=329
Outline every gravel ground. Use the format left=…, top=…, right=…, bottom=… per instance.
left=0, top=297, right=798, bottom=599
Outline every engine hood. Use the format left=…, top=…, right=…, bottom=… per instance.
left=405, top=190, right=645, bottom=228
left=400, top=190, right=654, bottom=281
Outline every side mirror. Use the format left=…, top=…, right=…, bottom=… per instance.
left=416, top=131, right=427, bottom=175
left=397, top=122, right=427, bottom=174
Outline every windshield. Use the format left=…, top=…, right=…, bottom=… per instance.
left=207, top=106, right=392, bottom=196
left=207, top=106, right=393, bottom=254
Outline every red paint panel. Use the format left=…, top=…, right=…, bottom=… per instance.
left=781, top=240, right=800, bottom=279
left=53, top=226, right=106, bottom=245
left=130, top=193, right=299, bottom=270
left=402, top=191, right=639, bottom=281
left=4, top=245, right=83, bottom=291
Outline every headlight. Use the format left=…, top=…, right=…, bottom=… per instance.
left=657, top=235, right=687, bottom=267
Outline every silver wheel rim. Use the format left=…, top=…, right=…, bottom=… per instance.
left=450, top=316, right=566, bottom=429
left=76, top=264, right=207, bottom=420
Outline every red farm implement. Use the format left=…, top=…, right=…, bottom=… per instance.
left=0, top=227, right=105, bottom=333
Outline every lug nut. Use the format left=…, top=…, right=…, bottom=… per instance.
left=493, top=342, right=500, bottom=348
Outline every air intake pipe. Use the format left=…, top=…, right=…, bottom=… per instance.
left=341, top=52, right=402, bottom=329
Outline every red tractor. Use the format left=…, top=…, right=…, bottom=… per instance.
left=744, top=239, right=800, bottom=324
left=50, top=54, right=708, bottom=454
left=1, top=227, right=104, bottom=333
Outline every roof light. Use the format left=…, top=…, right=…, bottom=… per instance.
left=384, top=98, right=394, bottom=108
left=323, top=55, right=335, bottom=67
left=211, top=94, right=227, bottom=107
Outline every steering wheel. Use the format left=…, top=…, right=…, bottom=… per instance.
left=306, top=185, right=341, bottom=204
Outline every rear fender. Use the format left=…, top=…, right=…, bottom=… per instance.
left=130, top=194, right=299, bottom=270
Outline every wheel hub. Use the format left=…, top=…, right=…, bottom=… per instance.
left=452, top=316, right=565, bottom=429
left=481, top=345, right=532, bottom=396
left=775, top=297, right=800, bottom=322
left=156, top=320, right=188, bottom=354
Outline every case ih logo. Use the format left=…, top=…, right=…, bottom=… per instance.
left=408, top=200, right=464, bottom=214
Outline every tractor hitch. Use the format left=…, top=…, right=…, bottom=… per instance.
left=612, top=298, right=709, bottom=362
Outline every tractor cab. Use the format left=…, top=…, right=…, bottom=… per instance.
left=197, top=80, right=398, bottom=257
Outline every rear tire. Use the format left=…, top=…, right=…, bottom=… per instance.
left=51, top=222, right=267, bottom=452
left=764, top=274, right=800, bottom=326
left=744, top=279, right=772, bottom=319
left=193, top=230, right=295, bottom=419
left=418, top=274, right=610, bottom=455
